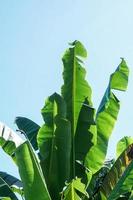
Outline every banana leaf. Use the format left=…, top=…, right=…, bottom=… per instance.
left=0, top=172, right=23, bottom=195
left=0, top=122, right=24, bottom=161
left=116, top=136, right=133, bottom=158
left=15, top=117, right=40, bottom=150
left=97, top=143, right=133, bottom=200
left=0, top=176, right=18, bottom=200
left=129, top=191, right=133, bottom=200
left=75, top=99, right=96, bottom=185
left=62, top=178, right=89, bottom=200
left=15, top=141, right=51, bottom=200
left=61, top=40, right=92, bottom=134
left=75, top=100, right=96, bottom=161
left=61, top=40, right=93, bottom=177
left=85, top=59, right=129, bottom=174
left=37, top=93, right=71, bottom=199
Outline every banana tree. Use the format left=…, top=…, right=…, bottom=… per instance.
left=0, top=41, right=132, bottom=200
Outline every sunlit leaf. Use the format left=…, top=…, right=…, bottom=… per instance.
left=62, top=178, right=89, bottom=200
left=15, top=141, right=51, bottom=200
left=116, top=136, right=133, bottom=158
left=85, top=59, right=129, bottom=174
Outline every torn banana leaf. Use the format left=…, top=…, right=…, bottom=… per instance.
left=97, top=143, right=133, bottom=200
left=85, top=59, right=129, bottom=174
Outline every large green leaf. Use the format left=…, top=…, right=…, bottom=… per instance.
left=61, top=40, right=92, bottom=134
left=61, top=40, right=92, bottom=177
left=116, top=136, right=133, bottom=158
left=15, top=117, right=40, bottom=150
left=0, top=122, right=24, bottom=161
left=75, top=100, right=96, bottom=162
left=62, top=178, right=89, bottom=200
left=37, top=93, right=71, bottom=199
left=97, top=143, right=133, bottom=200
left=15, top=141, right=51, bottom=200
left=85, top=59, right=129, bottom=174
left=0, top=176, right=18, bottom=200
left=0, top=172, right=23, bottom=195
left=75, top=100, right=96, bottom=185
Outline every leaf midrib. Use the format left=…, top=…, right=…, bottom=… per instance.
left=72, top=47, right=76, bottom=178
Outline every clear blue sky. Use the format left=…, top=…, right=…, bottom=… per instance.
left=0, top=0, right=133, bottom=178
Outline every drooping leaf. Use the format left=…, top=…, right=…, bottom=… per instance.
left=85, top=59, right=129, bottom=174
left=0, top=122, right=24, bottom=161
left=61, top=40, right=93, bottom=177
left=97, top=143, right=133, bottom=200
left=116, top=136, right=133, bottom=158
left=37, top=93, right=71, bottom=199
left=62, top=178, right=89, bottom=200
left=15, top=117, right=40, bottom=150
left=15, top=141, right=51, bottom=200
left=0, top=176, right=18, bottom=200
left=0, top=172, right=23, bottom=195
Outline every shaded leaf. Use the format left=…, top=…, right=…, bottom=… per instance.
left=75, top=160, right=92, bottom=188
left=37, top=93, right=71, bottom=199
left=15, top=117, right=40, bottom=150
left=0, top=172, right=23, bottom=195
left=75, top=100, right=96, bottom=185
left=129, top=191, right=133, bottom=200
left=0, top=177, right=18, bottom=200
left=75, top=100, right=96, bottom=161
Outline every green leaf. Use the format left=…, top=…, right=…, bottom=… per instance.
left=75, top=100, right=96, bottom=161
left=62, top=178, right=89, bottom=200
left=116, top=136, right=133, bottom=158
left=75, top=99, right=96, bottom=185
left=97, top=143, right=133, bottom=200
left=61, top=40, right=92, bottom=177
left=0, top=122, right=24, bottom=161
left=62, top=40, right=92, bottom=135
left=15, top=141, right=51, bottom=200
left=129, top=191, right=133, bottom=200
left=15, top=117, right=40, bottom=150
left=37, top=93, right=71, bottom=199
left=75, top=160, right=92, bottom=188
left=85, top=59, right=129, bottom=174
left=0, top=177, right=18, bottom=200
left=0, top=172, right=23, bottom=195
